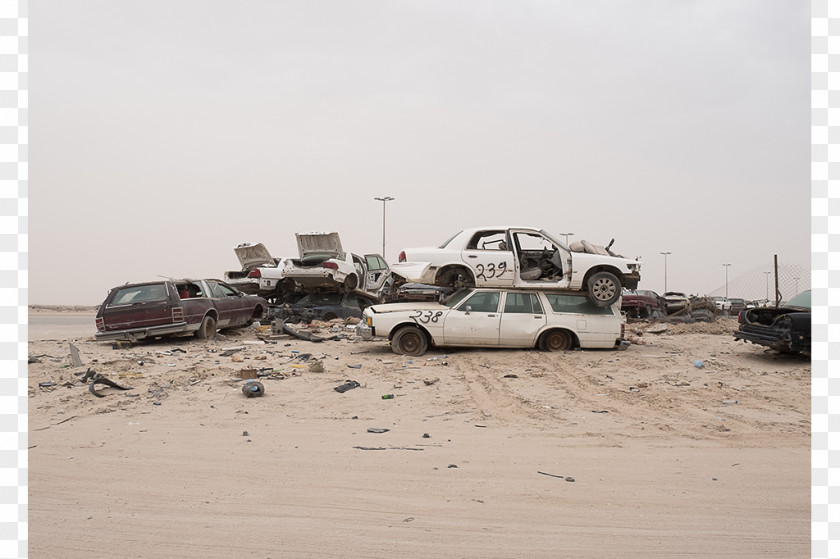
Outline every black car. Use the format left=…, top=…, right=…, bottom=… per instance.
left=734, top=290, right=810, bottom=354
left=272, top=292, right=371, bottom=323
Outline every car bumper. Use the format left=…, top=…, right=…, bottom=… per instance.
left=95, top=322, right=192, bottom=341
left=733, top=327, right=795, bottom=352
left=355, top=324, right=374, bottom=340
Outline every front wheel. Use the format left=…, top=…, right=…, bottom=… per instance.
left=195, top=315, right=217, bottom=340
left=587, top=271, right=621, bottom=307
left=539, top=330, right=571, bottom=351
left=391, top=326, right=429, bottom=356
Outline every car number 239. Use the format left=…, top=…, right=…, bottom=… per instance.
left=475, top=262, right=508, bottom=280
left=411, top=310, right=443, bottom=324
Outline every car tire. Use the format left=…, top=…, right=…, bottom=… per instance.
left=195, top=315, right=216, bottom=340
left=439, top=267, right=473, bottom=288
left=587, top=271, right=621, bottom=307
left=539, top=329, right=571, bottom=351
left=391, top=326, right=428, bottom=356
left=343, top=274, right=358, bottom=293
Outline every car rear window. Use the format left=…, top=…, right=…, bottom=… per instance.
left=544, top=293, right=614, bottom=315
left=111, top=284, right=168, bottom=305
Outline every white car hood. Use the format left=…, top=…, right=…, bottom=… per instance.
left=233, top=243, right=274, bottom=268
left=296, top=232, right=345, bottom=260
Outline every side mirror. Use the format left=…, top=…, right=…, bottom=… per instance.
left=464, top=305, right=472, bottom=315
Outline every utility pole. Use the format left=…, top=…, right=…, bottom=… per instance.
left=660, top=252, right=671, bottom=292
left=374, top=196, right=394, bottom=258
left=722, top=263, right=731, bottom=299
left=764, top=271, right=771, bottom=302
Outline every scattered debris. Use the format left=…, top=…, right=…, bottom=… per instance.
left=242, top=381, right=265, bottom=397
left=88, top=373, right=133, bottom=398
left=334, top=380, right=360, bottom=393
left=381, top=394, right=394, bottom=400
left=69, top=343, right=83, bottom=367
left=367, top=428, right=390, bottom=433
left=238, top=368, right=259, bottom=379
left=538, top=471, right=575, bottom=482
left=347, top=364, right=362, bottom=369
left=423, top=377, right=440, bottom=386
left=693, top=360, right=705, bottom=368
left=721, top=399, right=738, bottom=405
left=308, top=360, right=324, bottom=373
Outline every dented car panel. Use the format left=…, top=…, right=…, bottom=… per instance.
left=734, top=290, right=811, bottom=354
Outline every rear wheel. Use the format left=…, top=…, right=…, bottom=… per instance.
left=540, top=330, right=571, bottom=351
left=587, top=271, right=621, bottom=307
left=391, top=326, right=429, bottom=356
left=195, top=315, right=216, bottom=340
left=438, top=267, right=473, bottom=289
left=343, top=274, right=358, bottom=293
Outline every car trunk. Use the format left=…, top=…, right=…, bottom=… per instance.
left=293, top=232, right=345, bottom=266
left=233, top=243, right=275, bottom=269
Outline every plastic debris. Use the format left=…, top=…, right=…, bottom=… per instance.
left=693, top=360, right=705, bottom=368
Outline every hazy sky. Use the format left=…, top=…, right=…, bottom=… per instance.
left=30, top=0, right=809, bottom=305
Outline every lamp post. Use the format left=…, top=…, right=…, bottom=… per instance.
left=722, top=264, right=731, bottom=299
left=660, top=252, right=671, bottom=292
left=764, top=271, right=771, bottom=301
left=373, top=196, right=394, bottom=258
left=558, top=232, right=574, bottom=245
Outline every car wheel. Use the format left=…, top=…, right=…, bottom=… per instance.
left=343, top=274, right=358, bottom=293
left=439, top=267, right=473, bottom=288
left=195, top=315, right=216, bottom=340
left=391, top=326, right=428, bottom=356
left=587, top=271, right=621, bottom=307
left=540, top=329, right=571, bottom=351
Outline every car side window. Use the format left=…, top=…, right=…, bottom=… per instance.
left=544, top=293, right=613, bottom=315
left=466, top=231, right=506, bottom=250
left=217, top=283, right=237, bottom=297
left=530, top=293, right=543, bottom=314
left=504, top=292, right=533, bottom=314
left=459, top=291, right=500, bottom=313
left=206, top=281, right=227, bottom=298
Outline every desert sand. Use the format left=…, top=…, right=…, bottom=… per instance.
left=27, top=310, right=810, bottom=558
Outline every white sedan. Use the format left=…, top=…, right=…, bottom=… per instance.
left=357, top=287, right=626, bottom=356
left=389, top=226, right=641, bottom=307
left=223, top=243, right=292, bottom=303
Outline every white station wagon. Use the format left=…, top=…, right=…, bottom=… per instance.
left=389, top=226, right=641, bottom=308
left=357, top=287, right=626, bottom=356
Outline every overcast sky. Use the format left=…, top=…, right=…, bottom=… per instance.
left=30, top=0, right=809, bottom=305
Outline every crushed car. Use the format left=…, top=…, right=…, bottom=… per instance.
left=282, top=232, right=392, bottom=301
left=95, top=279, right=268, bottom=342
left=734, top=290, right=810, bottom=354
left=270, top=292, right=372, bottom=323
left=389, top=226, right=641, bottom=307
left=357, top=287, right=626, bottom=356
left=662, top=292, right=691, bottom=315
left=223, top=243, right=294, bottom=304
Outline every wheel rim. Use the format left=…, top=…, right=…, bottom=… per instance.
left=544, top=331, right=570, bottom=351
left=399, top=331, right=422, bottom=354
left=591, top=277, right=617, bottom=301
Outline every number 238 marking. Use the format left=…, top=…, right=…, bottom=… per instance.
left=411, top=310, right=443, bottom=324
left=476, top=261, right=508, bottom=280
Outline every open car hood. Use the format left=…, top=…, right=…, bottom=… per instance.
left=295, top=232, right=345, bottom=260
left=233, top=243, right=274, bottom=268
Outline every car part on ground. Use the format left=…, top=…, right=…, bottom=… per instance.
left=734, top=290, right=810, bottom=354
left=94, top=279, right=268, bottom=342
left=391, top=226, right=641, bottom=308
left=358, top=287, right=625, bottom=356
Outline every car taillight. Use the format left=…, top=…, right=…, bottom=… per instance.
left=399, top=251, right=406, bottom=262
left=323, top=262, right=339, bottom=270
left=172, top=307, right=184, bottom=322
left=95, top=317, right=104, bottom=331
left=248, top=269, right=262, bottom=278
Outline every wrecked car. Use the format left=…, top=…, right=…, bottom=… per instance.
left=662, top=292, right=691, bottom=315
left=223, top=243, right=294, bottom=303
left=389, top=226, right=641, bottom=307
left=95, top=279, right=268, bottom=342
left=270, top=292, right=372, bottom=323
left=357, top=287, right=626, bottom=356
left=734, top=290, right=810, bottom=354
left=620, top=289, right=663, bottom=318
left=282, top=232, right=392, bottom=301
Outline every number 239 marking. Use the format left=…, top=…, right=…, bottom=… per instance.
left=476, top=261, right=508, bottom=280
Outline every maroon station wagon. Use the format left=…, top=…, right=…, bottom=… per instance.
left=620, top=289, right=663, bottom=319
left=95, top=279, right=268, bottom=341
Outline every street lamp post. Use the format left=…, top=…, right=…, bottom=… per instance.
left=722, top=264, right=731, bottom=299
left=374, top=196, right=394, bottom=258
left=558, top=232, right=574, bottom=245
left=660, top=252, right=671, bottom=293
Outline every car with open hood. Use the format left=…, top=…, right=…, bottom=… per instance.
left=357, top=287, right=626, bottom=356
left=734, top=290, right=810, bottom=354
left=389, top=226, right=641, bottom=308
left=223, top=243, right=293, bottom=303
left=282, top=232, right=392, bottom=302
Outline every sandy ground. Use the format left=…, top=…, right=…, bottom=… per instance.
left=27, top=311, right=810, bottom=558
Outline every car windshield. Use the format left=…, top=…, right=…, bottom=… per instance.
left=438, top=231, right=463, bottom=249
left=443, top=288, right=472, bottom=308
left=785, top=290, right=811, bottom=308
left=539, top=229, right=570, bottom=250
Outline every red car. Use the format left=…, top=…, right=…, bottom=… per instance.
left=95, top=279, right=268, bottom=341
left=620, top=289, right=662, bottom=318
